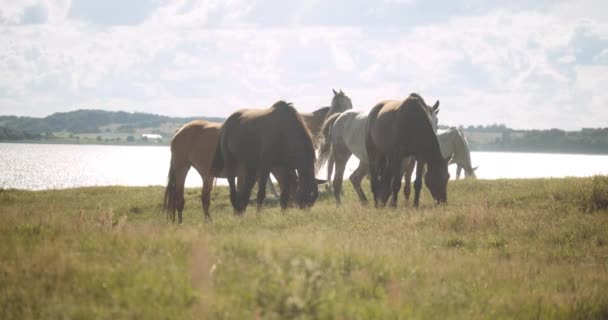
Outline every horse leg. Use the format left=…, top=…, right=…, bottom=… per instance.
left=201, top=175, right=213, bottom=222
left=256, top=168, right=271, bottom=212
left=349, top=161, right=368, bottom=204
left=173, top=165, right=189, bottom=224
left=236, top=165, right=257, bottom=215
left=402, top=157, right=415, bottom=204
left=332, top=152, right=350, bottom=206
left=278, top=167, right=292, bottom=210
left=227, top=175, right=239, bottom=213
left=413, top=158, right=425, bottom=208
left=389, top=157, right=403, bottom=208
left=378, top=155, right=393, bottom=207
left=223, top=152, right=240, bottom=213
left=370, top=153, right=385, bottom=208
left=456, top=164, right=462, bottom=180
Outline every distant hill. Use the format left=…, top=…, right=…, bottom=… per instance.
left=0, top=110, right=225, bottom=143
left=446, top=124, right=608, bottom=155
left=2, top=111, right=608, bottom=154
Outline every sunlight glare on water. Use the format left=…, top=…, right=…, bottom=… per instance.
left=0, top=143, right=607, bottom=190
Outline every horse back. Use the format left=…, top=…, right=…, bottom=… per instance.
left=170, top=120, right=222, bottom=175
left=301, top=106, right=330, bottom=140
left=367, top=100, right=403, bottom=152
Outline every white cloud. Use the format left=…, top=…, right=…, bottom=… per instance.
left=0, top=0, right=71, bottom=25
left=1, top=0, right=608, bottom=130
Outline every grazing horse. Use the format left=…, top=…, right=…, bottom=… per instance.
left=300, top=89, right=353, bottom=147
left=317, top=98, right=439, bottom=205
left=440, top=127, right=478, bottom=180
left=163, top=120, right=290, bottom=223
left=212, top=101, right=320, bottom=214
left=401, top=127, right=477, bottom=202
left=366, top=94, right=450, bottom=208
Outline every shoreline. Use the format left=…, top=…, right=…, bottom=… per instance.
left=2, top=140, right=608, bottom=155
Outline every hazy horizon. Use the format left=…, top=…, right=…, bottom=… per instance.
left=1, top=107, right=606, bottom=132
left=1, top=0, right=607, bottom=130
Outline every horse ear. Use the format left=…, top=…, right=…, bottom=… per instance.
left=340, top=89, right=344, bottom=95
left=473, top=166, right=479, bottom=171
left=432, top=100, right=440, bottom=111
left=315, top=178, right=328, bottom=185
left=435, top=108, right=440, bottom=115
left=333, top=89, right=338, bottom=96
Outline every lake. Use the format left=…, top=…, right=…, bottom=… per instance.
left=1, top=143, right=607, bottom=190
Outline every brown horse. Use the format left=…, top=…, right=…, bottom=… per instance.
left=212, top=101, right=320, bottom=214
left=163, top=120, right=292, bottom=223
left=366, top=94, right=451, bottom=208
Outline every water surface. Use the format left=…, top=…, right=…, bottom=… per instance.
left=1, top=143, right=606, bottom=190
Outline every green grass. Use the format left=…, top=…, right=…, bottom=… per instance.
left=1, top=178, right=607, bottom=319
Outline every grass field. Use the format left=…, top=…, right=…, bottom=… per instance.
left=1, top=177, right=607, bottom=319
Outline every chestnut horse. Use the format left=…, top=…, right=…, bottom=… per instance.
left=212, top=101, right=320, bottom=214
left=366, top=94, right=450, bottom=208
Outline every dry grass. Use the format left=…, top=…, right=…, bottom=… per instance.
left=1, top=178, right=607, bottom=319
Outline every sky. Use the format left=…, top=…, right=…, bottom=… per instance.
left=1, top=0, right=607, bottom=130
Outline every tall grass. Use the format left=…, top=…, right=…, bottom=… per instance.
left=577, top=175, right=608, bottom=213
left=0, top=178, right=607, bottom=319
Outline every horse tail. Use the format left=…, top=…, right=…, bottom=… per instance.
left=316, top=112, right=341, bottom=173
left=163, top=154, right=177, bottom=217
left=211, top=137, right=224, bottom=177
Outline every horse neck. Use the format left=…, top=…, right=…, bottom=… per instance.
left=330, top=98, right=351, bottom=115
left=416, top=121, right=445, bottom=167
left=426, top=135, right=445, bottom=166
left=285, top=125, right=316, bottom=174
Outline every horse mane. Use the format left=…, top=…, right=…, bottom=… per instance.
left=271, top=100, right=315, bottom=155
left=408, top=93, right=437, bottom=130
left=401, top=94, right=443, bottom=163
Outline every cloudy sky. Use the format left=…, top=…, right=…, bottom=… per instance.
left=1, top=0, right=607, bottom=129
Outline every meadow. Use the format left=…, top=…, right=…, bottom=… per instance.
left=1, top=177, right=607, bottom=319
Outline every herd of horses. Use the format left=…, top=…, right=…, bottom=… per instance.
left=163, top=90, right=477, bottom=223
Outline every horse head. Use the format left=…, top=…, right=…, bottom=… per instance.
left=295, top=172, right=320, bottom=209
left=425, top=154, right=452, bottom=204
left=330, top=89, right=353, bottom=114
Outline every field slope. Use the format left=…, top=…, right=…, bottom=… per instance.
left=1, top=178, right=607, bottom=319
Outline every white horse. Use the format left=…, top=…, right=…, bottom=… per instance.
left=400, top=126, right=477, bottom=202
left=438, top=127, right=477, bottom=179
left=317, top=97, right=440, bottom=204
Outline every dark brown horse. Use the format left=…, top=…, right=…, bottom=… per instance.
left=212, top=101, right=320, bottom=214
left=163, top=120, right=292, bottom=223
left=366, top=94, right=450, bottom=208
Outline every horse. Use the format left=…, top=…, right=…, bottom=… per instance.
left=211, top=101, right=320, bottom=214
left=300, top=89, right=353, bottom=147
left=439, top=127, right=478, bottom=180
left=317, top=96, right=439, bottom=205
left=401, top=127, right=477, bottom=202
left=366, top=93, right=450, bottom=208
left=162, top=120, right=290, bottom=223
